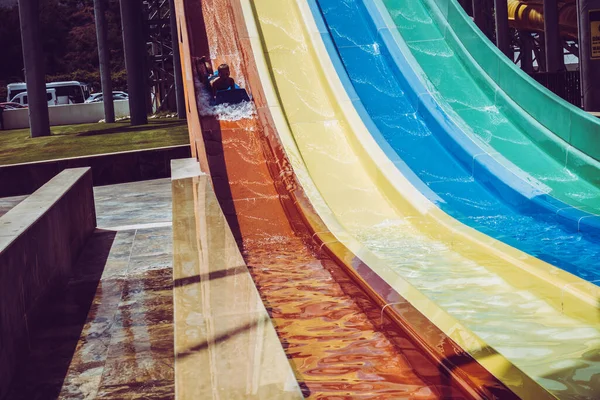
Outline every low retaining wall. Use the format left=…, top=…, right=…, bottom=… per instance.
left=0, top=144, right=191, bottom=197
left=2, top=100, right=130, bottom=130
left=0, top=168, right=96, bottom=397
left=170, top=159, right=302, bottom=399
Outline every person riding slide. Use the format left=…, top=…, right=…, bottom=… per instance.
left=210, top=64, right=236, bottom=97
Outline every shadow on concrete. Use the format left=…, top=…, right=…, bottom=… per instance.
left=173, top=264, right=247, bottom=288
left=176, top=315, right=267, bottom=357
left=5, top=229, right=117, bottom=399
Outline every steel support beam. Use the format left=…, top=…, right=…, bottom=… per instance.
left=544, top=0, right=563, bottom=72
left=521, top=32, right=534, bottom=73
left=94, top=0, right=115, bottom=123
left=577, top=0, right=600, bottom=111
left=18, top=0, right=50, bottom=137
left=472, top=0, right=485, bottom=31
left=169, top=0, right=186, bottom=119
left=458, top=0, right=472, bottom=16
left=120, top=0, right=148, bottom=125
left=494, top=0, right=511, bottom=57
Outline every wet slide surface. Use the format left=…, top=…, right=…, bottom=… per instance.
left=441, top=0, right=600, bottom=169
left=183, top=0, right=468, bottom=397
left=243, top=0, right=600, bottom=398
left=313, top=0, right=600, bottom=283
left=383, top=0, right=600, bottom=213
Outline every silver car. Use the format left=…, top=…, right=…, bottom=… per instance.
left=85, top=91, right=129, bottom=103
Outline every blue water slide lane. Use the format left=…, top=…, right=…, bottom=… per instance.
left=307, top=0, right=600, bottom=282
left=365, top=0, right=600, bottom=236
left=326, top=0, right=600, bottom=234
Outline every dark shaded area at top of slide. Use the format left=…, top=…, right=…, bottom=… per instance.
left=312, top=0, right=600, bottom=283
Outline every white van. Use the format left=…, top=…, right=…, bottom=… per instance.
left=7, top=81, right=89, bottom=105
left=47, top=81, right=90, bottom=104
left=10, top=89, right=58, bottom=107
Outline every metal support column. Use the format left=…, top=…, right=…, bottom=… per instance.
left=577, top=0, right=600, bottom=111
left=521, top=32, right=534, bottom=73
left=458, top=0, right=472, bottom=15
left=472, top=0, right=485, bottom=31
left=544, top=0, right=563, bottom=72
left=18, top=0, right=50, bottom=137
left=169, top=0, right=186, bottom=119
left=94, top=0, right=115, bottom=123
left=494, top=0, right=511, bottom=57
left=120, top=0, right=148, bottom=125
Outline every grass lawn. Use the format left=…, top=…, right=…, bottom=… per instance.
left=0, top=118, right=190, bottom=165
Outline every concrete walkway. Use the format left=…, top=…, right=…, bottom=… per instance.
left=6, top=179, right=175, bottom=400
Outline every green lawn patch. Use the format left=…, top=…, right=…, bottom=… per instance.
left=0, top=118, right=190, bottom=165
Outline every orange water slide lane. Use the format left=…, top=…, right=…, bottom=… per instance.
left=178, top=0, right=473, bottom=398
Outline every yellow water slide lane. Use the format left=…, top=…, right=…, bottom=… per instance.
left=238, top=0, right=600, bottom=398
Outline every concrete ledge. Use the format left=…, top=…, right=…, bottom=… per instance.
left=170, top=159, right=302, bottom=400
left=2, top=100, right=130, bottom=130
left=170, top=158, right=203, bottom=180
left=0, top=144, right=191, bottom=197
left=0, top=167, right=96, bottom=397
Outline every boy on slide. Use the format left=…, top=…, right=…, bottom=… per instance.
left=210, top=64, right=236, bottom=96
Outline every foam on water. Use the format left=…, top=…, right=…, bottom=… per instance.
left=407, top=40, right=454, bottom=58
left=565, top=190, right=598, bottom=201
left=389, top=6, right=433, bottom=25
left=195, top=83, right=256, bottom=121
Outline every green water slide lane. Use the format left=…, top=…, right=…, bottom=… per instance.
left=383, top=0, right=600, bottom=215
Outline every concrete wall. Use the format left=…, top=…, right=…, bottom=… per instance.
left=0, top=144, right=191, bottom=197
left=0, top=168, right=96, bottom=397
left=2, top=100, right=130, bottom=130
left=170, top=159, right=303, bottom=399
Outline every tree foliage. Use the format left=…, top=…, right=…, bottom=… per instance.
left=0, top=0, right=125, bottom=101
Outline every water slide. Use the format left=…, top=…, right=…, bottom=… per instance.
left=173, top=0, right=504, bottom=398
left=242, top=0, right=600, bottom=396
left=311, top=0, right=600, bottom=284
left=175, top=0, right=600, bottom=398
left=386, top=0, right=600, bottom=212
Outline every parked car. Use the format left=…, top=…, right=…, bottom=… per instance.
left=0, top=102, right=26, bottom=110
left=8, top=81, right=89, bottom=105
left=10, top=89, right=58, bottom=107
left=85, top=91, right=129, bottom=103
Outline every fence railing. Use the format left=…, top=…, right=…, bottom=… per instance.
left=529, top=70, right=582, bottom=108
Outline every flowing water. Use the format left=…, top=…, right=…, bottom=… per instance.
left=316, top=0, right=600, bottom=285
left=185, top=0, right=471, bottom=397
left=248, top=0, right=600, bottom=396
left=195, top=81, right=257, bottom=121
